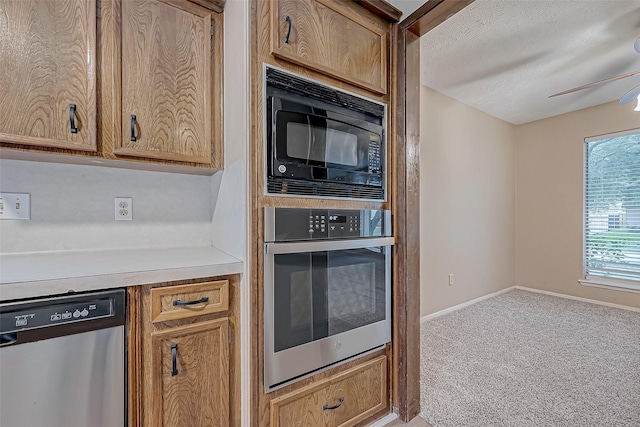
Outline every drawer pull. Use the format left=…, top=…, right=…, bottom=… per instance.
left=171, top=343, right=178, bottom=376
left=69, top=104, right=78, bottom=134
left=173, top=296, right=209, bottom=306
left=323, top=397, right=344, bottom=411
left=284, top=15, right=292, bottom=44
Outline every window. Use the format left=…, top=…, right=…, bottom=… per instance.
left=583, top=129, right=640, bottom=290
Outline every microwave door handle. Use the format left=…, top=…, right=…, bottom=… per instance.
left=305, top=115, right=313, bottom=165
left=266, top=237, right=395, bottom=255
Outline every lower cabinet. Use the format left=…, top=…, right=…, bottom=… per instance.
left=130, top=278, right=235, bottom=427
left=150, top=319, right=229, bottom=427
left=270, top=355, right=388, bottom=427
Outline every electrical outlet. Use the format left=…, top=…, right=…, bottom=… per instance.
left=0, top=193, right=30, bottom=220
left=115, top=197, right=132, bottom=221
left=449, top=274, right=454, bottom=286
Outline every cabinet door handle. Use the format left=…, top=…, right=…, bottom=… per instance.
left=284, top=15, right=292, bottom=44
left=69, top=104, right=78, bottom=134
left=323, top=397, right=344, bottom=411
left=172, top=297, right=209, bottom=306
left=171, top=343, right=178, bottom=376
left=130, top=115, right=137, bottom=141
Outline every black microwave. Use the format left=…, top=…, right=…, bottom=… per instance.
left=265, top=66, right=386, bottom=200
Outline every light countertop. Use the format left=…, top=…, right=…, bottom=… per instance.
left=0, top=246, right=243, bottom=301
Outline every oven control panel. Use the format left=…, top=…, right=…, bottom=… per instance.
left=325, top=213, right=361, bottom=237
left=307, top=212, right=361, bottom=238
left=265, top=208, right=391, bottom=242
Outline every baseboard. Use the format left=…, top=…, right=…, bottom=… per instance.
left=514, top=286, right=640, bottom=313
left=420, top=286, right=640, bottom=322
left=420, top=286, right=515, bottom=322
left=368, top=413, right=398, bottom=427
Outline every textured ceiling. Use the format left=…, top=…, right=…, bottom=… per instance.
left=420, top=0, right=640, bottom=124
left=388, top=0, right=423, bottom=19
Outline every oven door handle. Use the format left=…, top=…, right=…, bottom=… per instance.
left=265, top=237, right=394, bottom=255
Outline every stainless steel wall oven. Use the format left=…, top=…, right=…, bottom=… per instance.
left=263, top=207, right=393, bottom=390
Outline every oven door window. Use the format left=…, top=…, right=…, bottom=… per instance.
left=272, top=247, right=386, bottom=353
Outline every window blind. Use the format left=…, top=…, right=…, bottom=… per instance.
left=584, top=130, right=640, bottom=283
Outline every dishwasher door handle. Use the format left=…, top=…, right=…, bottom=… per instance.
left=0, top=333, right=18, bottom=347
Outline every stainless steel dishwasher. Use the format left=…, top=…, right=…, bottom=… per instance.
left=0, top=289, right=126, bottom=427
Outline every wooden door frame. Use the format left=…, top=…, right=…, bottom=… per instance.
left=393, top=0, right=474, bottom=421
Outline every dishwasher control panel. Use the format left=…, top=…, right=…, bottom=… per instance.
left=0, top=296, right=115, bottom=333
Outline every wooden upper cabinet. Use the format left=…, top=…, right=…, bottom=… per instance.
left=271, top=0, right=388, bottom=94
left=0, top=0, right=97, bottom=151
left=115, top=0, right=213, bottom=164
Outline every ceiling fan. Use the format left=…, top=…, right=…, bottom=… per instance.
left=549, top=37, right=640, bottom=109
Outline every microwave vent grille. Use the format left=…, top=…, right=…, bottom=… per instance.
left=266, top=68, right=385, bottom=118
left=267, top=178, right=384, bottom=200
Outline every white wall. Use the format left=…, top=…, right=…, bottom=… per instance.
left=515, top=100, right=640, bottom=308
left=211, top=0, right=248, bottom=261
left=0, top=160, right=215, bottom=253
left=216, top=1, right=250, bottom=426
left=420, top=85, right=515, bottom=316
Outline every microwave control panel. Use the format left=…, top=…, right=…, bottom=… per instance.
left=368, top=140, right=381, bottom=173
left=265, top=208, right=391, bottom=242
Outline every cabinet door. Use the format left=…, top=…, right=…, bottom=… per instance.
left=0, top=0, right=97, bottom=151
left=151, top=318, right=229, bottom=427
left=271, top=0, right=387, bottom=94
left=118, top=0, right=212, bottom=163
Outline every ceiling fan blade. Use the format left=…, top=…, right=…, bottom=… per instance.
left=548, top=70, right=640, bottom=98
left=635, top=37, right=640, bottom=53
left=619, top=82, right=640, bottom=104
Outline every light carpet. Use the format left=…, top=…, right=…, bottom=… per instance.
left=419, top=289, right=640, bottom=426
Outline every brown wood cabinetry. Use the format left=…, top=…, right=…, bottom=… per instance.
left=1, top=0, right=224, bottom=171
left=114, top=0, right=213, bottom=164
left=270, top=356, right=388, bottom=427
left=150, top=280, right=229, bottom=323
left=0, top=0, right=97, bottom=151
left=251, top=1, right=395, bottom=425
left=151, top=319, right=229, bottom=426
left=270, top=0, right=387, bottom=94
left=131, top=276, right=239, bottom=427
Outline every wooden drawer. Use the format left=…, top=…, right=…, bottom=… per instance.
left=271, top=356, right=387, bottom=427
left=150, top=280, right=229, bottom=323
left=270, top=0, right=388, bottom=94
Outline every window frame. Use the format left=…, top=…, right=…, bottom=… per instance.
left=581, top=128, right=640, bottom=293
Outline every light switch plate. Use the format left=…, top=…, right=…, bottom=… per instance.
left=0, top=193, right=31, bottom=220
